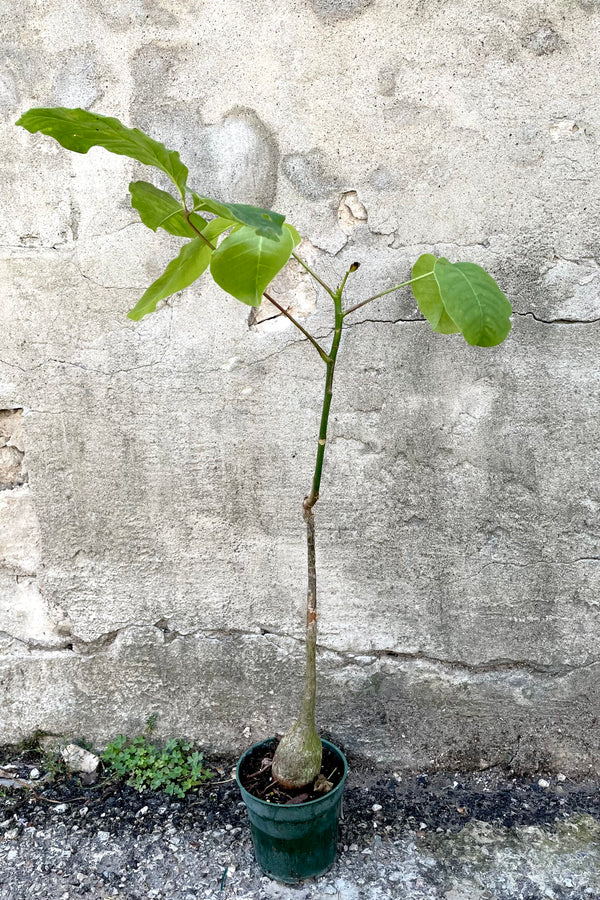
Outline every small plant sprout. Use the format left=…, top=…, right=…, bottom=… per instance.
left=17, top=108, right=513, bottom=791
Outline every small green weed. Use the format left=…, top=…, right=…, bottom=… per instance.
left=102, top=724, right=212, bottom=798
left=41, top=750, right=67, bottom=781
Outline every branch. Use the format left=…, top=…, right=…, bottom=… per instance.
left=342, top=271, right=432, bottom=318
left=184, top=210, right=216, bottom=251
left=263, top=292, right=332, bottom=364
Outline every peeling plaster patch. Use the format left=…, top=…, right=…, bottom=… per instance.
left=0, top=488, right=41, bottom=576
left=281, top=149, right=340, bottom=201
left=541, top=257, right=600, bottom=321
left=0, top=409, right=26, bottom=490
left=0, top=573, right=68, bottom=651
left=549, top=119, right=583, bottom=141
left=248, top=251, right=318, bottom=331
left=308, top=0, right=374, bottom=22
left=338, top=191, right=368, bottom=235
left=54, top=49, right=101, bottom=109
left=522, top=24, right=562, bottom=56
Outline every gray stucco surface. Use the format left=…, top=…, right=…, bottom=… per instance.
left=1, top=0, right=599, bottom=772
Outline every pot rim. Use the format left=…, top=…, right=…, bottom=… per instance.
left=236, top=737, right=348, bottom=810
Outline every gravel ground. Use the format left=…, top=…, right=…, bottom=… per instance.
left=1, top=744, right=599, bottom=900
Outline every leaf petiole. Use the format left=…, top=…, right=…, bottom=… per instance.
left=342, top=271, right=433, bottom=318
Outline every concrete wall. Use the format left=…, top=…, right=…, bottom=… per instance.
left=1, top=0, right=599, bottom=774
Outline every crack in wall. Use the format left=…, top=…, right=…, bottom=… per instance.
left=514, top=311, right=600, bottom=325
left=5, top=621, right=598, bottom=680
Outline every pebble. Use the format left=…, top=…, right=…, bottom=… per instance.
left=53, top=804, right=68, bottom=814
left=557, top=773, right=566, bottom=783
left=29, top=768, right=40, bottom=780
left=97, top=831, right=110, bottom=843
left=372, top=803, right=382, bottom=812
left=135, top=806, right=149, bottom=818
left=61, top=744, right=100, bottom=775
left=7, top=850, right=17, bottom=861
left=538, top=779, right=550, bottom=789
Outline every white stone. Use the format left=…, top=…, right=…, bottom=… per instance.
left=61, top=744, right=100, bottom=775
left=538, top=778, right=550, bottom=789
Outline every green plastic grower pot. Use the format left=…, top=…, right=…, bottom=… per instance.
left=236, top=738, right=348, bottom=883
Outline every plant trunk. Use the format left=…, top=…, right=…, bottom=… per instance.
left=272, top=290, right=344, bottom=789
left=271, top=505, right=322, bottom=788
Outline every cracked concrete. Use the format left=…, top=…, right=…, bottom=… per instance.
left=1, top=0, right=600, bottom=773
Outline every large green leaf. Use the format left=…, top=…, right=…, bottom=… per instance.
left=210, top=223, right=300, bottom=306
left=411, top=254, right=460, bottom=335
left=191, top=191, right=285, bottom=241
left=127, top=217, right=232, bottom=320
left=17, top=107, right=189, bottom=197
left=129, top=181, right=207, bottom=238
left=433, top=259, right=512, bottom=347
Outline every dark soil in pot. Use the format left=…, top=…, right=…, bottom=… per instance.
left=237, top=737, right=344, bottom=803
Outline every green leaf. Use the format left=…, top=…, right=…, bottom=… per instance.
left=283, top=223, right=302, bottom=247
left=434, top=259, right=512, bottom=347
left=210, top=222, right=298, bottom=306
left=17, top=107, right=188, bottom=197
left=127, top=217, right=232, bottom=320
left=191, top=191, right=285, bottom=241
left=129, top=181, right=207, bottom=237
left=411, top=254, right=460, bottom=335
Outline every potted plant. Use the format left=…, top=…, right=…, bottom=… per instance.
left=16, top=107, right=513, bottom=882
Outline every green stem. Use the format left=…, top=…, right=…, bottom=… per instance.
left=271, top=279, right=347, bottom=788
left=342, top=270, right=433, bottom=318
left=303, top=288, right=344, bottom=512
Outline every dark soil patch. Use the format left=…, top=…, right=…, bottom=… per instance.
left=238, top=738, right=344, bottom=803
left=1, top=741, right=599, bottom=847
